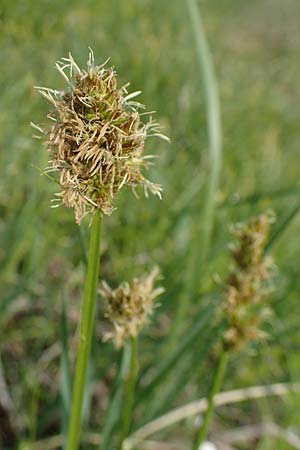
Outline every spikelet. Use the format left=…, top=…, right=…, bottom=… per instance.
left=35, top=50, right=168, bottom=223
left=223, top=212, right=276, bottom=350
left=100, top=267, right=164, bottom=348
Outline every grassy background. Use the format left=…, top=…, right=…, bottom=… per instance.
left=1, top=0, right=300, bottom=448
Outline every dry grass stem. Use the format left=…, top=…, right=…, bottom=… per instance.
left=214, top=423, right=300, bottom=449
left=125, top=382, right=300, bottom=448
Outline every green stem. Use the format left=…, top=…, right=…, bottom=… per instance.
left=66, top=211, right=102, bottom=450
left=193, top=350, right=228, bottom=449
left=120, top=337, right=138, bottom=449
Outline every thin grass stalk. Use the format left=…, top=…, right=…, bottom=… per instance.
left=186, top=0, right=222, bottom=258
left=193, top=350, right=228, bottom=449
left=66, top=211, right=102, bottom=450
left=120, top=337, right=138, bottom=449
left=171, top=0, right=222, bottom=342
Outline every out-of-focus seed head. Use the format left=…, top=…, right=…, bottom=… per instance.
left=232, top=212, right=274, bottom=269
left=101, top=267, right=164, bottom=348
left=223, top=212, right=275, bottom=351
left=34, top=50, right=168, bottom=223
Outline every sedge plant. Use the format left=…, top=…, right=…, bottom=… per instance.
left=101, top=267, right=164, bottom=449
left=35, top=49, right=167, bottom=450
left=194, top=212, right=276, bottom=449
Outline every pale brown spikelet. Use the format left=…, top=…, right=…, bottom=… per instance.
left=100, top=267, right=164, bottom=348
left=223, top=212, right=276, bottom=350
left=35, top=49, right=168, bottom=223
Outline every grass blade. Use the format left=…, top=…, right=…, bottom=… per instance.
left=137, top=301, right=217, bottom=404
left=266, top=200, right=300, bottom=253
left=171, top=0, right=223, bottom=341
left=101, top=351, right=125, bottom=450
left=60, top=292, right=72, bottom=441
left=187, top=0, right=222, bottom=273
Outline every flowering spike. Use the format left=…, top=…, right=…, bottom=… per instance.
left=223, top=212, right=276, bottom=350
left=101, top=267, right=164, bottom=348
left=36, top=51, right=167, bottom=223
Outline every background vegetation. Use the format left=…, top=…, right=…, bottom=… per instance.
left=1, top=0, right=300, bottom=448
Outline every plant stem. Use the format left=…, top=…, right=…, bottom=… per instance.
left=66, top=211, right=102, bottom=450
left=120, top=337, right=138, bottom=449
left=193, top=350, right=228, bottom=450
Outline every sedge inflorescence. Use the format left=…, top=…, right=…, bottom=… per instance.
left=223, top=212, right=275, bottom=350
left=35, top=50, right=167, bottom=223
left=101, top=268, right=164, bottom=348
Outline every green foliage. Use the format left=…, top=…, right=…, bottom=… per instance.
left=1, top=0, right=300, bottom=448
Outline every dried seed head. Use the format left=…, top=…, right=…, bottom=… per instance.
left=101, top=267, right=164, bottom=348
left=35, top=50, right=168, bottom=223
left=223, top=212, right=275, bottom=351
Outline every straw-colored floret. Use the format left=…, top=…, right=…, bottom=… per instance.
left=101, top=267, right=164, bottom=348
left=223, top=212, right=275, bottom=350
left=35, top=49, right=167, bottom=223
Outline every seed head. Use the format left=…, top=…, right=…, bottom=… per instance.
left=35, top=50, right=167, bottom=223
left=101, top=267, right=164, bottom=348
left=223, top=212, right=275, bottom=350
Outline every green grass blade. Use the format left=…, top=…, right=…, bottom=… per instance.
left=142, top=324, right=222, bottom=423
left=266, top=200, right=300, bottom=253
left=187, top=0, right=222, bottom=269
left=171, top=0, right=223, bottom=341
left=101, top=351, right=125, bottom=450
left=137, top=302, right=217, bottom=404
left=221, top=185, right=300, bottom=208
left=60, top=292, right=72, bottom=441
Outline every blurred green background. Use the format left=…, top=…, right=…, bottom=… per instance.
left=1, top=0, right=300, bottom=448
